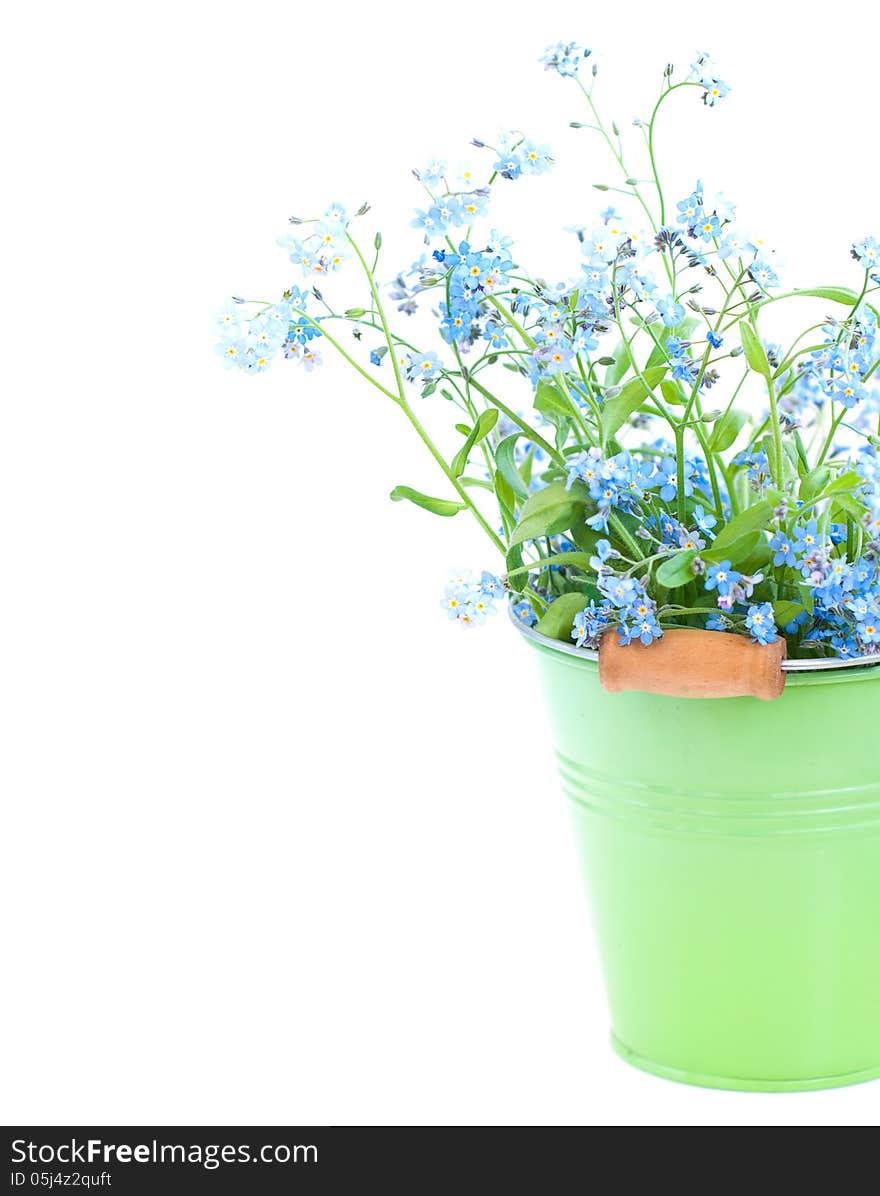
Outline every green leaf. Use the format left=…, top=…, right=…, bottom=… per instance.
left=603, top=340, right=631, bottom=387
left=824, top=470, right=864, bottom=497
left=773, top=600, right=806, bottom=628
left=707, top=408, right=748, bottom=453
left=534, top=380, right=572, bottom=425
left=567, top=522, right=601, bottom=556
left=474, top=407, right=499, bottom=440
left=493, top=470, right=516, bottom=525
left=495, top=434, right=530, bottom=501
left=389, top=486, right=465, bottom=517
left=601, top=366, right=667, bottom=438
left=737, top=538, right=772, bottom=576
left=535, top=592, right=590, bottom=643
left=450, top=408, right=499, bottom=477
left=507, top=551, right=595, bottom=579
left=789, top=286, right=863, bottom=305
left=761, top=433, right=792, bottom=483
left=520, top=444, right=537, bottom=488
left=799, top=465, right=831, bottom=503
left=505, top=541, right=526, bottom=587
left=660, top=379, right=686, bottom=406
left=655, top=550, right=697, bottom=588
left=508, top=479, right=589, bottom=547
left=518, top=480, right=587, bottom=520
left=705, top=529, right=763, bottom=568
left=509, top=504, right=582, bottom=547
left=782, top=438, right=800, bottom=473
left=792, top=430, right=810, bottom=477
left=704, top=499, right=775, bottom=562
left=831, top=493, right=869, bottom=522
left=740, top=322, right=771, bottom=379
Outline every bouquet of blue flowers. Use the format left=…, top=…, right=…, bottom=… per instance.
left=217, top=44, right=880, bottom=661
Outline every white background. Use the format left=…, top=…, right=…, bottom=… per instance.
left=3, top=0, right=880, bottom=1127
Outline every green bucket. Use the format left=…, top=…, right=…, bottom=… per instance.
left=517, top=619, right=880, bottom=1091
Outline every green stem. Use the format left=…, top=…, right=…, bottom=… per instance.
left=816, top=406, right=847, bottom=467
left=576, top=78, right=660, bottom=236
left=290, top=309, right=399, bottom=402
left=466, top=377, right=563, bottom=464
left=674, top=424, right=687, bottom=523
left=645, top=81, right=698, bottom=227
left=346, top=231, right=505, bottom=555
left=609, top=512, right=644, bottom=561
left=487, top=295, right=535, bottom=348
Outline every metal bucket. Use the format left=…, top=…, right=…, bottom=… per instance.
left=516, top=615, right=880, bottom=1091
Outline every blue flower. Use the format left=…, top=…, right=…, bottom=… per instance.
left=286, top=344, right=322, bottom=371
left=784, top=609, right=810, bottom=635
left=215, top=338, right=249, bottom=370
left=706, top=613, right=730, bottom=631
left=857, top=614, right=880, bottom=645
left=769, top=529, right=797, bottom=567
left=732, top=448, right=770, bottom=485
left=792, top=519, right=820, bottom=557
left=829, top=375, right=868, bottom=409
left=442, top=571, right=501, bottom=626
left=459, top=191, right=490, bottom=221
left=831, top=631, right=861, bottom=658
left=442, top=581, right=470, bottom=620
left=692, top=505, right=717, bottom=539
left=750, top=259, right=780, bottom=290
left=852, top=237, right=879, bottom=271
left=689, top=53, right=730, bottom=106
left=694, top=212, right=723, bottom=242
left=480, top=571, right=505, bottom=599
left=405, top=350, right=443, bottom=383
left=618, top=603, right=663, bottom=646
left=411, top=205, right=452, bottom=237
left=572, top=600, right=611, bottom=648
left=717, top=230, right=754, bottom=260
left=287, top=316, right=321, bottom=345
left=705, top=560, right=741, bottom=596
left=599, top=574, right=639, bottom=608
left=706, top=330, right=723, bottom=349
left=657, top=296, right=686, bottom=327
left=675, top=184, right=704, bottom=229
left=418, top=159, right=447, bottom=185
left=370, top=347, right=387, bottom=367
left=512, top=599, right=537, bottom=627
left=540, top=41, right=588, bottom=77
left=745, top=602, right=777, bottom=645
left=322, top=202, right=348, bottom=226
left=482, top=322, right=509, bottom=350
left=589, top=538, right=614, bottom=572
left=519, top=140, right=553, bottom=175
left=656, top=457, right=695, bottom=502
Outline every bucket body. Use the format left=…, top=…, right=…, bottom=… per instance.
left=523, top=629, right=880, bottom=1091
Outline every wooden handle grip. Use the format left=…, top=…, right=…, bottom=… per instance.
left=598, top=628, right=786, bottom=701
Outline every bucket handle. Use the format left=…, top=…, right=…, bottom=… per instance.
left=598, top=627, right=786, bottom=700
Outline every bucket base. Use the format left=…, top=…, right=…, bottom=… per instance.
left=611, top=1034, right=880, bottom=1093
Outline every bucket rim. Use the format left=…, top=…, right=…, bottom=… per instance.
left=508, top=602, right=880, bottom=675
